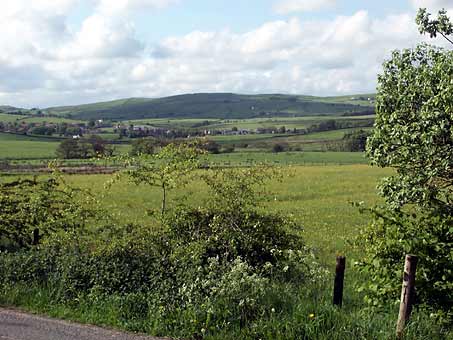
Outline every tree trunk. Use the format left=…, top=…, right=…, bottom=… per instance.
left=161, top=183, right=166, bottom=215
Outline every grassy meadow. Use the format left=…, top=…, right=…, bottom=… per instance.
left=64, top=164, right=390, bottom=261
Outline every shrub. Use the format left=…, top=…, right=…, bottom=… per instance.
left=272, top=143, right=288, bottom=153
left=356, top=206, right=453, bottom=319
left=0, top=176, right=97, bottom=251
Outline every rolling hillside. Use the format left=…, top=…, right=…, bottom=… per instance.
left=45, top=93, right=375, bottom=121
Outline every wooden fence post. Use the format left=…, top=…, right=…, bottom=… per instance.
left=396, top=254, right=418, bottom=338
left=333, top=256, right=346, bottom=307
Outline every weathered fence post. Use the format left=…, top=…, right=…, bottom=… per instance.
left=333, top=256, right=346, bottom=307
left=396, top=254, right=418, bottom=339
left=32, top=228, right=40, bottom=245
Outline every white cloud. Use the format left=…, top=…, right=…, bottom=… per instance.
left=89, top=10, right=421, bottom=105
left=57, top=14, right=144, bottom=59
left=0, top=0, right=78, bottom=17
left=410, top=0, right=453, bottom=10
left=0, top=0, right=431, bottom=108
left=96, top=0, right=180, bottom=14
left=274, top=0, right=336, bottom=14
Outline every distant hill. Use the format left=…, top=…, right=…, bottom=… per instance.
left=0, top=106, right=24, bottom=113
left=45, top=93, right=375, bottom=121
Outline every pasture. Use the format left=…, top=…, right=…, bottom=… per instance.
left=0, top=163, right=387, bottom=260
left=0, top=140, right=59, bottom=160
left=0, top=132, right=130, bottom=161
left=125, top=115, right=374, bottom=131
left=63, top=164, right=390, bottom=261
left=0, top=113, right=26, bottom=122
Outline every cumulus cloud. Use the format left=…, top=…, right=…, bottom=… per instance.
left=96, top=0, right=180, bottom=15
left=274, top=0, right=336, bottom=14
left=136, top=10, right=420, bottom=99
left=0, top=0, right=432, bottom=108
left=57, top=14, right=144, bottom=59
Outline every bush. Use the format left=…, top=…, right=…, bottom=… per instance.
left=356, top=207, right=453, bottom=320
left=0, top=176, right=97, bottom=251
left=272, top=143, right=288, bottom=153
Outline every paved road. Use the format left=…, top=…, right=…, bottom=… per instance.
left=0, top=308, right=169, bottom=340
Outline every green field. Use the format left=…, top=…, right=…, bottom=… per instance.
left=0, top=163, right=384, bottom=259
left=0, top=133, right=131, bottom=160
left=64, top=164, right=389, bottom=261
left=208, top=151, right=368, bottom=166
left=209, top=128, right=372, bottom=151
left=125, top=115, right=374, bottom=132
left=0, top=141, right=58, bottom=160
left=0, top=113, right=83, bottom=124
left=0, top=113, right=26, bottom=122
left=18, top=116, right=84, bottom=124
left=0, top=133, right=59, bottom=159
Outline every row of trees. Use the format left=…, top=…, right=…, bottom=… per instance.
left=56, top=135, right=114, bottom=159
left=0, top=121, right=84, bottom=137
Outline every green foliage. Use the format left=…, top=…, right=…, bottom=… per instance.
left=29, top=125, right=55, bottom=136
left=356, top=206, right=452, bottom=319
left=116, top=142, right=204, bottom=214
left=416, top=8, right=453, bottom=44
left=361, top=11, right=453, bottom=321
left=0, top=163, right=327, bottom=338
left=367, top=44, right=453, bottom=211
left=56, top=135, right=112, bottom=159
left=272, top=143, right=288, bottom=153
left=341, top=129, right=370, bottom=152
left=201, top=165, right=280, bottom=211
left=326, top=129, right=371, bottom=152
left=198, top=139, right=221, bottom=154
left=1, top=164, right=451, bottom=338
left=130, top=137, right=158, bottom=155
left=0, top=174, right=96, bottom=250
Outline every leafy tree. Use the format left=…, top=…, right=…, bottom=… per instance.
left=359, top=9, right=453, bottom=318
left=131, top=137, right=158, bottom=156
left=342, top=129, right=370, bottom=152
left=29, top=125, right=55, bottom=136
left=56, top=139, right=80, bottom=159
left=56, top=135, right=111, bottom=159
left=272, top=143, right=288, bottom=153
left=83, top=135, right=107, bottom=155
left=118, top=143, right=203, bottom=215
left=201, top=165, right=280, bottom=212
left=65, top=126, right=82, bottom=137
left=199, top=139, right=221, bottom=154
left=367, top=43, right=453, bottom=210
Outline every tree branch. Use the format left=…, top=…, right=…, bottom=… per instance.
left=439, top=31, right=453, bottom=45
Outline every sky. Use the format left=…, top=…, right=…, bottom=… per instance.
left=1, top=0, right=452, bottom=108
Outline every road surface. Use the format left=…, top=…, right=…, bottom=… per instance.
left=0, top=308, right=169, bottom=340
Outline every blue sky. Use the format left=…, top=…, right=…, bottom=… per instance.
left=0, top=0, right=451, bottom=107
left=68, top=0, right=413, bottom=42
